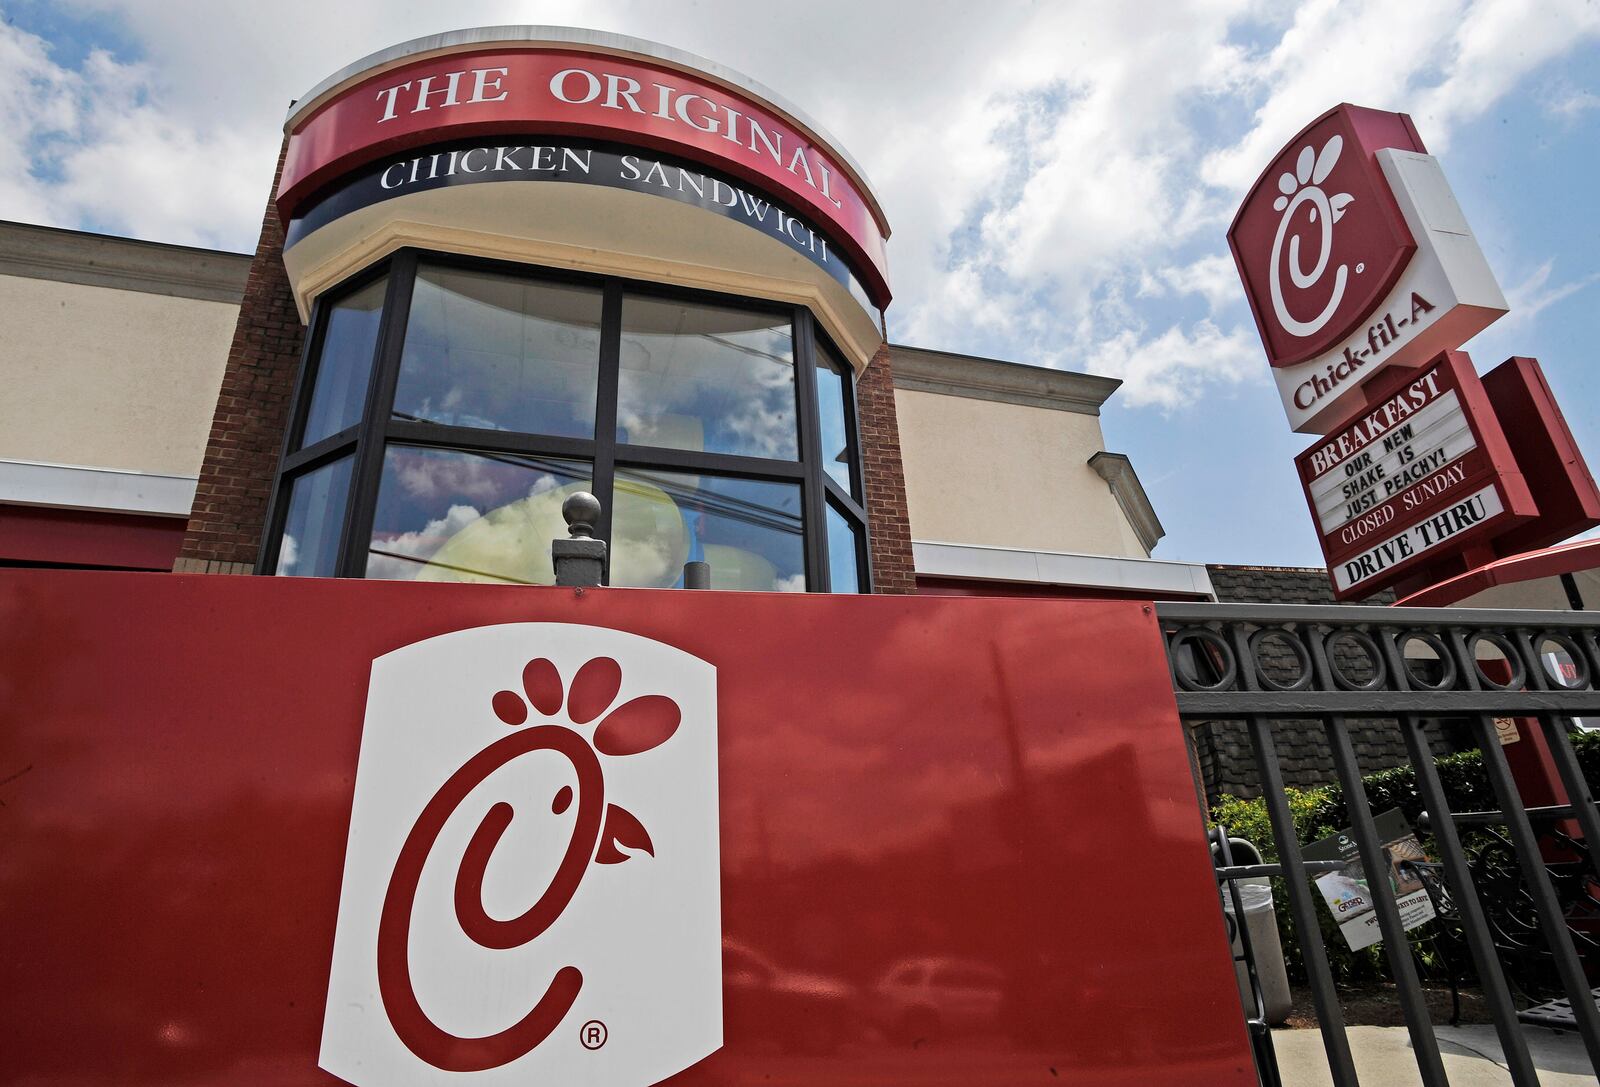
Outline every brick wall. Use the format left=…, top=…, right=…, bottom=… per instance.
left=174, top=142, right=304, bottom=574
left=858, top=343, right=915, bottom=594
left=1192, top=564, right=1461, bottom=805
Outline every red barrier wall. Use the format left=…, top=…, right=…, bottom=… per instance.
left=0, top=572, right=1252, bottom=1085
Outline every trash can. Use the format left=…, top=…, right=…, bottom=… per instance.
left=1215, top=837, right=1292, bottom=1026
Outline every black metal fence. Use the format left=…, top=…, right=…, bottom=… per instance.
left=1157, top=601, right=1600, bottom=1086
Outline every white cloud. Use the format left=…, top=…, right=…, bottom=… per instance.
left=1082, top=320, right=1261, bottom=410
left=886, top=0, right=1600, bottom=406
left=1, top=0, right=599, bottom=247
left=1549, top=89, right=1600, bottom=118
left=1200, top=0, right=1466, bottom=195
left=4, top=0, right=1596, bottom=411
left=0, top=18, right=91, bottom=227
left=1158, top=254, right=1244, bottom=314
left=277, top=532, right=299, bottom=573
left=0, top=17, right=271, bottom=247
left=1411, top=0, right=1600, bottom=145
left=367, top=503, right=484, bottom=580
left=1465, top=258, right=1600, bottom=363
left=1500, top=260, right=1600, bottom=326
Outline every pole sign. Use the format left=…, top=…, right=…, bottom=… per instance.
left=1296, top=350, right=1534, bottom=599
left=1478, top=356, right=1600, bottom=559
left=1228, top=104, right=1507, bottom=434
left=0, top=572, right=1257, bottom=1086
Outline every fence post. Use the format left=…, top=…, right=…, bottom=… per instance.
left=1157, top=600, right=1600, bottom=1084
left=552, top=492, right=607, bottom=588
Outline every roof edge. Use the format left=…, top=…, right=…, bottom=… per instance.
left=912, top=539, right=1212, bottom=599
left=1089, top=451, right=1165, bottom=555
left=889, top=343, right=1121, bottom=415
left=0, top=220, right=251, bottom=304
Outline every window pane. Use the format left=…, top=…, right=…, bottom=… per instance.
left=610, top=468, right=804, bottom=591
left=275, top=455, right=353, bottom=577
left=365, top=445, right=590, bottom=584
left=617, top=297, right=797, bottom=459
left=393, top=266, right=603, bottom=437
left=826, top=504, right=861, bottom=593
left=301, top=278, right=386, bottom=447
left=815, top=348, right=856, bottom=495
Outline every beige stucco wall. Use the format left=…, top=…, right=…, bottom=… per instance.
left=1111, top=495, right=1148, bottom=556
left=0, top=274, right=238, bottom=476
left=895, top=387, right=1147, bottom=557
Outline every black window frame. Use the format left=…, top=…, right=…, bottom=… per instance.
left=258, top=248, right=872, bottom=592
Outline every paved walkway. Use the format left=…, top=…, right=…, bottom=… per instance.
left=1273, top=1024, right=1596, bottom=1085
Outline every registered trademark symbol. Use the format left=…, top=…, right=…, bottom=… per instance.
left=580, top=1019, right=608, bottom=1050
left=1356, top=262, right=1365, bottom=273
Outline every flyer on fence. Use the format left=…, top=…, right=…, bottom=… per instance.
left=1303, top=808, right=1436, bottom=951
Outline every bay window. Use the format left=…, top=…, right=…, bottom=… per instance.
left=262, top=250, right=868, bottom=592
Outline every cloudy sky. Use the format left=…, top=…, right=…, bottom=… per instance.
left=3, top=0, right=1597, bottom=566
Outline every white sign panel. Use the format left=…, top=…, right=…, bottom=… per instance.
left=1307, top=389, right=1477, bottom=534
left=321, top=622, right=722, bottom=1087
left=1334, top=484, right=1504, bottom=592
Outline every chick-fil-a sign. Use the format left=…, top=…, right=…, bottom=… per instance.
left=1293, top=349, right=1535, bottom=599
left=1228, top=104, right=1420, bottom=372
left=278, top=47, right=892, bottom=306
left=1229, top=103, right=1507, bottom=433
left=323, top=624, right=721, bottom=1086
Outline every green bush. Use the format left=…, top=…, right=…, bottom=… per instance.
left=1210, top=729, right=1600, bottom=984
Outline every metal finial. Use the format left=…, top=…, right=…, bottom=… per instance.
left=553, top=492, right=607, bottom=587
left=562, top=491, right=602, bottom=539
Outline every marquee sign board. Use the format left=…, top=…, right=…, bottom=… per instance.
left=0, top=572, right=1256, bottom=1086
left=278, top=45, right=892, bottom=306
left=1296, top=350, right=1535, bottom=598
left=1229, top=105, right=1508, bottom=433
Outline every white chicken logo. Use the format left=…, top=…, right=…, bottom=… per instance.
left=1269, top=134, right=1355, bottom=338
left=321, top=623, right=722, bottom=1087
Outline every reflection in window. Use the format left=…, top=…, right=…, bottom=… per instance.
left=617, top=297, right=797, bottom=459
left=271, top=257, right=869, bottom=589
left=826, top=503, right=861, bottom=593
left=301, top=279, right=386, bottom=447
left=815, top=347, right=855, bottom=495
left=276, top=456, right=353, bottom=576
left=365, top=446, right=590, bottom=584
left=394, top=266, right=603, bottom=437
left=610, top=468, right=804, bottom=592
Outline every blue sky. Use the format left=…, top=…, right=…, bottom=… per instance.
left=2, top=0, right=1597, bottom=568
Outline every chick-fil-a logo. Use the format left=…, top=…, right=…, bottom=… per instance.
left=1228, top=104, right=1422, bottom=372
left=1268, top=135, right=1354, bottom=339
left=321, top=623, right=722, bottom=1087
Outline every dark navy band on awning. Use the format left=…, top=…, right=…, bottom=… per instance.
left=284, top=138, right=874, bottom=313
